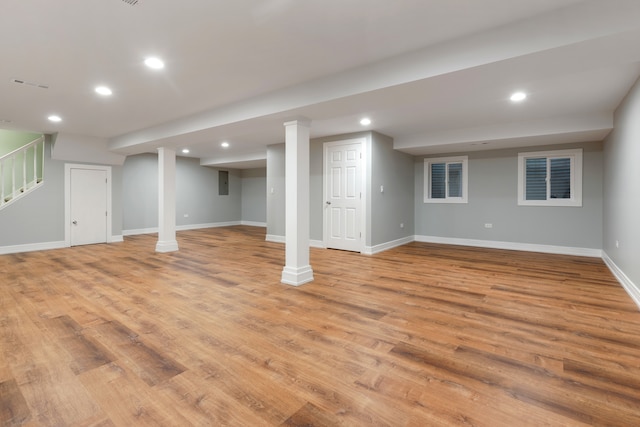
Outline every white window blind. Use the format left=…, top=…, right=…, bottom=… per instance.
left=518, top=149, right=582, bottom=207
left=424, top=156, right=468, bottom=203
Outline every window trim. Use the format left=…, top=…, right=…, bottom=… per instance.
left=517, top=148, right=582, bottom=207
left=423, top=156, right=468, bottom=204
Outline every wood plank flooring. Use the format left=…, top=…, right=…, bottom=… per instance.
left=1, top=225, right=640, bottom=426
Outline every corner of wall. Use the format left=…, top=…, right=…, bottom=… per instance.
left=602, top=251, right=640, bottom=310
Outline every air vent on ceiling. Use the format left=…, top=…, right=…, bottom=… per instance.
left=11, top=78, right=49, bottom=89
left=121, top=0, right=139, bottom=5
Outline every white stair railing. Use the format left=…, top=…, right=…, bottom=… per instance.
left=0, top=136, right=45, bottom=210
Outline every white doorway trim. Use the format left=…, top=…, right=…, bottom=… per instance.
left=64, top=163, right=112, bottom=247
left=323, top=137, right=367, bottom=253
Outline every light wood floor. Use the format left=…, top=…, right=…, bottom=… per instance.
left=1, top=226, right=640, bottom=426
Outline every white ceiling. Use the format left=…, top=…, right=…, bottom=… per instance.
left=2, top=0, right=640, bottom=168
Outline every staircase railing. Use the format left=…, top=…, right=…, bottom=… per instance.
left=1, top=136, right=45, bottom=209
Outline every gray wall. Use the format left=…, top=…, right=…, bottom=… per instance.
left=266, top=143, right=286, bottom=237
left=241, top=167, right=266, bottom=224
left=370, top=132, right=415, bottom=246
left=122, top=154, right=242, bottom=231
left=0, top=141, right=65, bottom=246
left=0, top=140, right=123, bottom=247
left=177, top=158, right=241, bottom=226
left=415, top=141, right=603, bottom=249
left=604, top=76, right=640, bottom=286
left=122, top=154, right=158, bottom=231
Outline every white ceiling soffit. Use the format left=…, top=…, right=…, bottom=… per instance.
left=2, top=0, right=640, bottom=163
left=106, top=0, right=640, bottom=157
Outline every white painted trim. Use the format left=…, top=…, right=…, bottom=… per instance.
left=414, top=235, right=601, bottom=257
left=266, top=235, right=324, bottom=248
left=176, top=221, right=241, bottom=231
left=123, top=227, right=158, bottom=236
left=266, top=234, right=285, bottom=244
left=364, top=235, right=414, bottom=255
left=281, top=265, right=314, bottom=286
left=0, top=241, right=66, bottom=255
left=123, top=221, right=243, bottom=236
left=64, top=163, right=112, bottom=247
left=602, top=251, right=640, bottom=310
left=155, top=240, right=179, bottom=253
left=310, top=239, right=325, bottom=249
left=241, top=221, right=266, bottom=227
left=111, top=235, right=124, bottom=243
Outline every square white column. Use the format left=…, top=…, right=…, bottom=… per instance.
left=156, top=147, right=179, bottom=253
left=281, top=119, right=314, bottom=285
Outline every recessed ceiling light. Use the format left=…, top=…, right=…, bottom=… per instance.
left=144, top=57, right=165, bottom=70
left=95, top=86, right=112, bottom=96
left=360, top=118, right=372, bottom=126
left=221, top=141, right=230, bottom=148
left=510, top=91, right=527, bottom=102
left=48, top=115, right=62, bottom=122
left=182, top=148, right=190, bottom=154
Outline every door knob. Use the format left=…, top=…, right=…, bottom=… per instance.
left=72, top=220, right=77, bottom=225
left=326, top=201, right=331, bottom=205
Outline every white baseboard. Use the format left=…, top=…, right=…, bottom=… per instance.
left=122, top=227, right=158, bottom=236
left=310, top=239, right=325, bottom=249
left=241, top=221, right=266, bottom=227
left=265, top=234, right=285, bottom=244
left=363, top=235, right=414, bottom=255
left=280, top=265, right=314, bottom=286
left=123, top=221, right=243, bottom=236
left=177, top=221, right=241, bottom=231
left=0, top=240, right=66, bottom=255
left=602, top=251, right=640, bottom=310
left=265, top=235, right=325, bottom=248
left=111, top=235, right=124, bottom=243
left=414, top=235, right=602, bottom=258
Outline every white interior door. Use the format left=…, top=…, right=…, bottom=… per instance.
left=324, top=140, right=363, bottom=252
left=70, top=168, right=107, bottom=246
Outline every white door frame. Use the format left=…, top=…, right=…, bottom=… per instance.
left=65, top=163, right=112, bottom=247
left=323, top=137, right=367, bottom=253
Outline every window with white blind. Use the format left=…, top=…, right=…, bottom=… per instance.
left=517, top=149, right=582, bottom=207
left=424, top=156, right=468, bottom=203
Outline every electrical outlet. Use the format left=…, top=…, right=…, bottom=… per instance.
left=616, top=240, right=619, bottom=248
left=184, top=213, right=189, bottom=218
left=484, top=223, right=493, bottom=229
left=400, top=223, right=404, bottom=229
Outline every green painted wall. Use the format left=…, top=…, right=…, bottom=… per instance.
left=0, top=129, right=42, bottom=156
left=1, top=129, right=45, bottom=198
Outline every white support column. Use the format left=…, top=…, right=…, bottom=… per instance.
left=281, top=119, right=314, bottom=286
left=156, top=147, right=179, bottom=253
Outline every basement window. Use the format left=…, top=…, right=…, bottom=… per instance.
left=424, top=156, right=468, bottom=203
left=517, top=148, right=582, bottom=207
